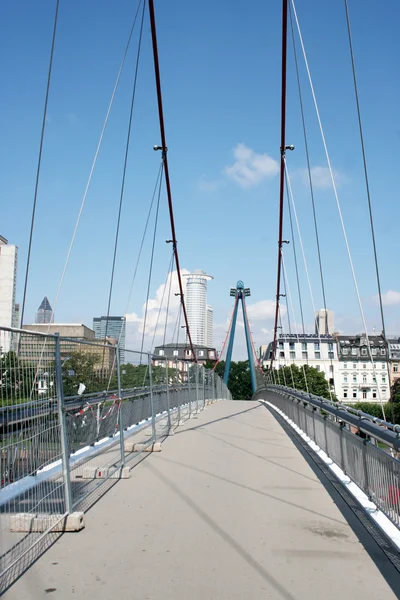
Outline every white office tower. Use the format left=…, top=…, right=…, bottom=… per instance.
left=0, top=235, right=19, bottom=351
left=315, top=309, right=334, bottom=335
left=205, top=305, right=213, bottom=347
left=184, top=270, right=213, bottom=346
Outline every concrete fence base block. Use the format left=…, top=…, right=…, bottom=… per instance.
left=110, top=466, right=131, bottom=479
left=10, top=512, right=85, bottom=533
left=132, top=442, right=162, bottom=452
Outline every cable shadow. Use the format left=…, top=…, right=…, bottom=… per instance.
left=262, top=404, right=400, bottom=596
left=174, top=404, right=260, bottom=435
left=145, top=461, right=296, bottom=600
left=196, top=428, right=320, bottom=484
left=157, top=455, right=347, bottom=527
left=206, top=429, right=294, bottom=450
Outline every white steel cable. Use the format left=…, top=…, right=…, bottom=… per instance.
left=291, top=0, right=386, bottom=419
left=285, top=161, right=333, bottom=400
left=281, top=252, right=309, bottom=394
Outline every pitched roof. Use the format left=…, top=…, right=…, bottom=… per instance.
left=38, top=296, right=52, bottom=311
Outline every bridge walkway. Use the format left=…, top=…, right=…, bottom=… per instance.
left=5, top=400, right=400, bottom=599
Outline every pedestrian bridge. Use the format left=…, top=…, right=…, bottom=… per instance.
left=4, top=400, right=400, bottom=599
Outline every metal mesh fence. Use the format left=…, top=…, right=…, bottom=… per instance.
left=0, top=325, right=230, bottom=589
left=256, top=387, right=400, bottom=530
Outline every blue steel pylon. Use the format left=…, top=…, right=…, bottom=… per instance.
left=223, top=281, right=257, bottom=394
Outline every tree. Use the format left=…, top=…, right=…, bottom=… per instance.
left=0, top=351, right=36, bottom=404
left=204, top=359, right=252, bottom=400
left=271, top=364, right=335, bottom=400
left=62, top=351, right=104, bottom=397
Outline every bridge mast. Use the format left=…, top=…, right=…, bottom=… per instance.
left=223, top=281, right=257, bottom=395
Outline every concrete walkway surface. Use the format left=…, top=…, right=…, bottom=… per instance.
left=4, top=400, right=400, bottom=599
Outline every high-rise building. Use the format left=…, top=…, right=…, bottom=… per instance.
left=0, top=235, right=18, bottom=351
left=183, top=270, right=213, bottom=347
left=36, top=296, right=54, bottom=324
left=315, top=309, right=334, bottom=335
left=205, top=305, right=213, bottom=348
left=93, top=316, right=126, bottom=363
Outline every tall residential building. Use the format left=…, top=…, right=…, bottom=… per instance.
left=35, top=296, right=54, bottom=324
left=93, top=316, right=126, bottom=363
left=183, top=270, right=213, bottom=347
left=205, top=305, right=213, bottom=348
left=315, top=309, right=334, bottom=335
left=0, top=235, right=18, bottom=351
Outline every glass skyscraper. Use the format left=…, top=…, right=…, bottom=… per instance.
left=93, top=316, right=126, bottom=363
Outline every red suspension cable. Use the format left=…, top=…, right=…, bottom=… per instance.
left=270, top=0, right=288, bottom=370
left=148, top=0, right=197, bottom=361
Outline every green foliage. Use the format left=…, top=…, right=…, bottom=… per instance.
left=0, top=351, right=36, bottom=405
left=391, top=378, right=400, bottom=403
left=119, top=363, right=166, bottom=388
left=204, top=360, right=252, bottom=400
left=62, top=351, right=104, bottom=397
left=352, top=402, right=385, bottom=419
left=271, top=364, right=335, bottom=401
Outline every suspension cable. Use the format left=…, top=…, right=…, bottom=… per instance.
left=19, top=0, right=59, bottom=329
left=271, top=0, right=289, bottom=371
left=150, top=252, right=174, bottom=354
left=140, top=164, right=164, bottom=357
left=291, top=0, right=386, bottom=418
left=148, top=0, right=196, bottom=361
left=343, top=0, right=392, bottom=405
left=212, top=296, right=238, bottom=372
left=163, top=255, right=175, bottom=347
left=103, top=0, right=146, bottom=346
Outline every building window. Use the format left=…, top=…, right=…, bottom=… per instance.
left=198, top=350, right=204, bottom=357
left=329, top=365, right=334, bottom=373
left=314, top=342, right=320, bottom=351
left=343, top=389, right=348, bottom=398
left=381, top=348, right=386, bottom=356
left=363, top=362, right=367, bottom=369
left=315, top=351, right=320, bottom=359
left=352, top=389, right=357, bottom=398
left=279, top=351, right=285, bottom=358
left=343, top=363, right=347, bottom=369
left=373, top=376, right=377, bottom=383
left=208, top=351, right=215, bottom=358
left=342, top=348, right=349, bottom=355
left=158, top=350, right=164, bottom=356
left=381, top=362, right=385, bottom=369
left=185, top=350, right=192, bottom=357
left=382, top=388, right=387, bottom=397
left=382, top=376, right=386, bottom=384
left=289, top=342, right=295, bottom=350
left=302, top=351, right=308, bottom=359
left=301, top=342, right=307, bottom=351
left=362, top=390, right=367, bottom=399
left=290, top=351, right=295, bottom=359
left=344, top=376, right=348, bottom=383
left=173, top=350, right=179, bottom=356
left=394, top=363, right=399, bottom=373
left=351, top=348, right=357, bottom=356
left=353, top=363, right=357, bottom=369
left=316, top=365, right=320, bottom=371
left=361, top=348, right=367, bottom=356
left=328, top=343, right=333, bottom=351
left=372, top=389, right=377, bottom=399
left=279, top=341, right=284, bottom=350
left=372, top=348, right=377, bottom=356
left=353, top=375, right=357, bottom=383
left=328, top=351, right=334, bottom=359
left=363, top=375, right=367, bottom=384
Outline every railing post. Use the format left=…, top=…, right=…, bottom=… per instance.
left=176, top=360, right=181, bottom=423
left=148, top=354, right=156, bottom=443
left=195, top=364, right=199, bottom=413
left=55, top=333, right=73, bottom=514
left=188, top=363, right=192, bottom=417
left=165, top=360, right=171, bottom=431
left=324, top=416, right=329, bottom=457
left=362, top=439, right=371, bottom=498
left=339, top=421, right=345, bottom=472
left=312, top=407, right=316, bottom=442
left=202, top=368, right=206, bottom=408
left=116, top=344, right=124, bottom=466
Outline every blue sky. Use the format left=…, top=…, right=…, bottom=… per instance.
left=1, top=0, right=399, bottom=359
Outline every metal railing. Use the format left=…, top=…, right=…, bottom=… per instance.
left=254, top=385, right=400, bottom=530
left=0, top=326, right=231, bottom=590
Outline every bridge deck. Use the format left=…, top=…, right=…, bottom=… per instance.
left=5, top=400, right=399, bottom=599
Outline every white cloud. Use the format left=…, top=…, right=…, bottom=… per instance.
left=225, top=143, right=279, bottom=188
left=300, top=166, right=347, bottom=190
left=381, top=290, right=400, bottom=306
left=246, top=299, right=281, bottom=321
left=125, top=269, right=189, bottom=354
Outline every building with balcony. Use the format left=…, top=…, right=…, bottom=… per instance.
left=152, top=343, right=217, bottom=382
